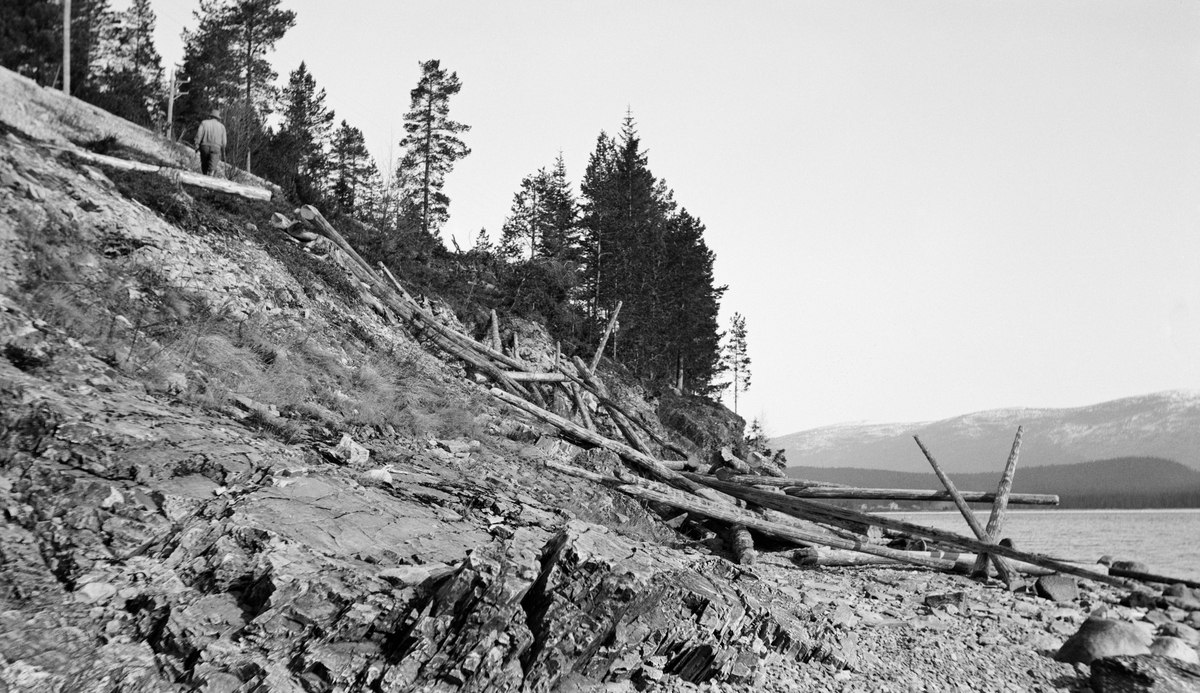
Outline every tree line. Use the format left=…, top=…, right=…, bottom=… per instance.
left=1, top=0, right=750, bottom=401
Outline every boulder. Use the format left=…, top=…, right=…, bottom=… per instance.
left=1091, top=654, right=1200, bottom=693
left=1055, top=619, right=1153, bottom=665
left=1150, top=637, right=1200, bottom=665
left=1035, top=575, right=1080, bottom=603
left=1159, top=622, right=1200, bottom=647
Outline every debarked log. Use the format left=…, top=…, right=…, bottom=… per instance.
left=687, top=476, right=1143, bottom=591
left=55, top=145, right=273, bottom=200
left=782, top=487, right=1058, bottom=506
left=791, top=547, right=1070, bottom=576
left=503, top=371, right=570, bottom=382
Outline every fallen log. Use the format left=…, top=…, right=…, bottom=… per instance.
left=713, top=473, right=849, bottom=490
left=778, top=486, right=1057, bottom=506
left=971, top=427, right=1024, bottom=576
left=491, top=388, right=713, bottom=498
left=570, top=356, right=653, bottom=457
left=489, top=309, right=502, bottom=352
left=1103, top=566, right=1200, bottom=589
left=589, top=300, right=622, bottom=374
left=914, top=435, right=1019, bottom=586
left=719, top=446, right=751, bottom=474
left=728, top=525, right=757, bottom=565
left=686, top=475, right=1143, bottom=590
left=556, top=362, right=693, bottom=461
left=546, top=460, right=863, bottom=546
left=618, top=485, right=960, bottom=571
left=570, top=384, right=595, bottom=431
left=503, top=371, right=570, bottom=383
left=56, top=145, right=272, bottom=201
left=791, top=547, right=1065, bottom=576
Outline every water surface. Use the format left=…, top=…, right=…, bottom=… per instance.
left=884, top=508, right=1200, bottom=582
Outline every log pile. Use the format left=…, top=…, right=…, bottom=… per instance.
left=283, top=203, right=1182, bottom=594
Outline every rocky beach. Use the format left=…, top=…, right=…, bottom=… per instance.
left=2, top=66, right=1200, bottom=692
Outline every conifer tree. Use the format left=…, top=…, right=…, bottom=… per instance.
left=0, top=0, right=60, bottom=85
left=396, top=59, right=471, bottom=236
left=264, top=62, right=334, bottom=201
left=722, top=312, right=751, bottom=413
left=329, top=120, right=377, bottom=214
left=84, top=0, right=163, bottom=125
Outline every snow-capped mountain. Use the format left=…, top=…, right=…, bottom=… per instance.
left=772, top=390, right=1200, bottom=474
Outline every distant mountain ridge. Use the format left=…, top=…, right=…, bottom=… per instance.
left=786, top=457, right=1200, bottom=509
left=773, top=390, right=1200, bottom=474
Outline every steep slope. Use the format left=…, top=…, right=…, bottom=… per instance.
left=774, top=391, right=1200, bottom=474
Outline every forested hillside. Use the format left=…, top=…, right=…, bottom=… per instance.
left=1, top=0, right=731, bottom=398
left=787, top=457, right=1200, bottom=509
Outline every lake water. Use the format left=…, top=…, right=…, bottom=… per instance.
left=883, top=509, right=1200, bottom=583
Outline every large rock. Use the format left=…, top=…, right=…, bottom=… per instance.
left=1091, top=654, right=1200, bottom=693
left=1055, top=619, right=1153, bottom=665
left=1150, top=637, right=1200, bottom=665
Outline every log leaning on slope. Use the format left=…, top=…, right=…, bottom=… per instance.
left=544, top=460, right=958, bottom=571
left=686, top=475, right=1143, bottom=591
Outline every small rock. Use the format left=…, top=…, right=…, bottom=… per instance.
left=1150, top=637, right=1200, bottom=665
left=1036, top=575, right=1080, bottom=603
left=1164, top=584, right=1192, bottom=599
left=1055, top=618, right=1153, bottom=665
left=1159, top=622, right=1200, bottom=647
left=77, top=582, right=118, bottom=605
left=925, top=592, right=966, bottom=611
left=1146, top=610, right=1174, bottom=627
left=332, top=433, right=369, bottom=465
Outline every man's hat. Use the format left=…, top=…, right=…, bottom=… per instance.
left=210, top=108, right=222, bottom=119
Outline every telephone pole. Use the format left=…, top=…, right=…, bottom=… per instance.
left=62, top=0, right=71, bottom=95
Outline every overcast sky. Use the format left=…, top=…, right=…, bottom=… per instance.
left=135, top=0, right=1200, bottom=435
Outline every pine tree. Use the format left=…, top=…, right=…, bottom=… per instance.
left=722, top=313, right=751, bottom=413
left=82, top=0, right=163, bottom=126
left=500, top=169, right=549, bottom=261
left=175, top=0, right=294, bottom=172
left=396, top=59, right=471, bottom=236
left=329, top=120, right=377, bottom=215
left=661, top=210, right=726, bottom=393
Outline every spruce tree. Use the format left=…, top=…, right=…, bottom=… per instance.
left=329, top=120, right=377, bottom=215
left=0, top=0, right=60, bottom=85
left=265, top=62, right=334, bottom=201
left=83, top=0, right=163, bottom=125
left=396, top=59, right=471, bottom=236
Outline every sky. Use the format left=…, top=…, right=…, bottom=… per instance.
left=128, top=0, right=1200, bottom=436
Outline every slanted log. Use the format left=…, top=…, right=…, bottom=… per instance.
left=489, top=309, right=502, bottom=352
left=617, top=485, right=961, bottom=572
left=570, top=356, right=653, bottom=457
left=713, top=473, right=849, bottom=490
left=490, top=388, right=719, bottom=501
left=503, top=372, right=570, bottom=383
left=589, top=300, right=622, bottom=374
left=571, top=385, right=595, bottom=431
left=1104, top=566, right=1200, bottom=589
left=719, top=446, right=751, bottom=474
left=547, top=461, right=867, bottom=546
left=971, top=427, right=1024, bottom=576
left=686, top=475, right=1142, bottom=591
left=914, top=435, right=1020, bottom=586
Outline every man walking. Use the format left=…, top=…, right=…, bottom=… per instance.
left=194, top=108, right=227, bottom=177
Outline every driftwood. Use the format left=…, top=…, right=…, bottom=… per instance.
left=1104, top=566, right=1200, bottom=589
left=491, top=388, right=712, bottom=496
left=779, top=486, right=1057, bottom=506
left=570, top=385, right=595, bottom=431
left=792, top=547, right=1066, bottom=576
left=619, top=485, right=960, bottom=571
left=719, top=446, right=751, bottom=474
left=687, top=476, right=1142, bottom=590
left=56, top=145, right=272, bottom=201
left=489, top=309, right=502, bottom=352
left=971, top=427, right=1024, bottom=576
left=728, top=525, right=756, bottom=565
left=714, top=473, right=849, bottom=490
left=556, top=362, right=693, bottom=461
left=589, top=300, right=622, bottom=373
left=570, top=356, right=653, bottom=457
left=914, top=435, right=1019, bottom=586
left=504, top=371, right=570, bottom=383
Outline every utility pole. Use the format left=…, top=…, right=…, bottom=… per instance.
left=166, top=66, right=188, bottom=141
left=62, top=0, right=71, bottom=95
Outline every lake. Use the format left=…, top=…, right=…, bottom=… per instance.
left=883, top=508, right=1200, bottom=583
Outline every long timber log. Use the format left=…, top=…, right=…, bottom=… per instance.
left=685, top=475, right=1143, bottom=591
left=57, top=146, right=273, bottom=200
left=781, top=486, right=1057, bottom=506
left=971, top=427, right=1025, bottom=576
left=491, top=388, right=712, bottom=497
left=792, top=547, right=1066, bottom=576
left=914, top=435, right=1019, bottom=586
